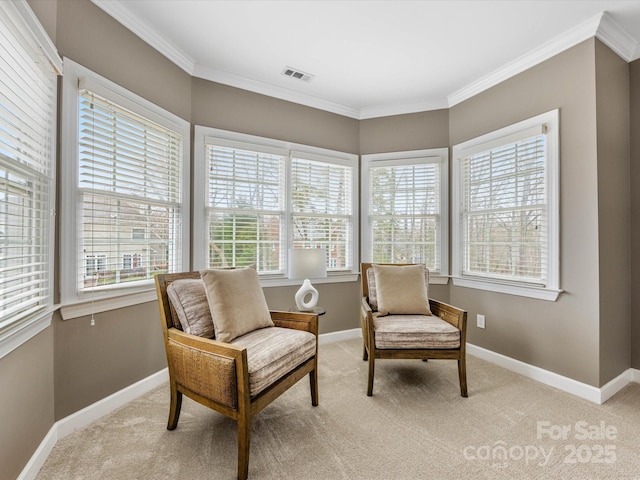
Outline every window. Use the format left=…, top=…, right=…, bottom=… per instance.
left=131, top=228, right=145, bottom=239
left=194, top=127, right=358, bottom=282
left=452, top=110, right=560, bottom=300
left=61, top=60, right=190, bottom=312
left=204, top=141, right=286, bottom=272
left=85, top=254, right=107, bottom=276
left=291, top=152, right=354, bottom=270
left=0, top=0, right=61, bottom=356
left=361, top=149, right=448, bottom=281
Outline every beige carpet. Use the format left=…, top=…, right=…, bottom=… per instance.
left=37, top=338, right=640, bottom=479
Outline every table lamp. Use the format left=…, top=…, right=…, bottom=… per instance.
left=288, top=248, right=327, bottom=312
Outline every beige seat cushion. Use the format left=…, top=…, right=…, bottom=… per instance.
left=166, top=279, right=214, bottom=338
left=231, top=327, right=316, bottom=396
left=373, top=313, right=460, bottom=349
left=201, top=266, right=274, bottom=343
left=372, top=264, right=432, bottom=316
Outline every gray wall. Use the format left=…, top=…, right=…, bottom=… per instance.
left=359, top=109, right=450, bottom=155
left=0, top=328, right=54, bottom=480
left=56, top=0, right=191, bottom=121
left=449, top=39, right=602, bottom=386
left=594, top=40, right=631, bottom=385
left=631, top=58, right=640, bottom=370
left=2, top=1, right=637, bottom=477
left=191, top=78, right=360, bottom=155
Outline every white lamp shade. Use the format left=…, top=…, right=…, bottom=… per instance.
left=288, top=248, right=327, bottom=280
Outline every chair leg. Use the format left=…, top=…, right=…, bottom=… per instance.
left=458, top=358, right=468, bottom=397
left=237, top=414, right=251, bottom=480
left=362, top=343, right=368, bottom=361
left=367, top=353, right=375, bottom=396
left=167, top=383, right=182, bottom=430
left=309, top=368, right=319, bottom=406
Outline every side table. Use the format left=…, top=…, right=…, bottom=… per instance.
left=289, top=306, right=326, bottom=315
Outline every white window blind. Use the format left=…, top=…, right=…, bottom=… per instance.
left=452, top=111, right=559, bottom=300
left=78, top=90, right=184, bottom=291
left=361, top=149, right=448, bottom=278
left=205, top=143, right=286, bottom=273
left=199, top=130, right=358, bottom=277
left=369, top=162, right=441, bottom=269
left=291, top=155, right=353, bottom=271
left=0, top=3, right=58, bottom=332
left=460, top=131, right=547, bottom=284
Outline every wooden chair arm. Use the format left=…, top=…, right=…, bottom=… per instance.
left=360, top=296, right=373, bottom=317
left=167, top=328, right=247, bottom=409
left=429, top=299, right=467, bottom=332
left=270, top=310, right=318, bottom=336
left=168, top=328, right=245, bottom=355
left=360, top=297, right=375, bottom=346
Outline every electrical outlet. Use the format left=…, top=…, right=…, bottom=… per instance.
left=477, top=314, right=486, bottom=329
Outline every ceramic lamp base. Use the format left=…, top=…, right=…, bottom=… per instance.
left=295, top=278, right=319, bottom=311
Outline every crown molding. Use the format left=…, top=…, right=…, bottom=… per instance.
left=447, top=13, right=603, bottom=107
left=91, top=0, right=196, bottom=74
left=596, top=12, right=639, bottom=62
left=192, top=64, right=362, bottom=119
left=359, top=97, right=450, bottom=120
left=91, top=2, right=640, bottom=119
left=448, top=12, right=640, bottom=108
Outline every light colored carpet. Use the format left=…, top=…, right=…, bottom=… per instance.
left=37, top=338, right=640, bottom=479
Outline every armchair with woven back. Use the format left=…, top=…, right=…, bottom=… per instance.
left=154, top=267, right=319, bottom=480
left=360, top=263, right=468, bottom=397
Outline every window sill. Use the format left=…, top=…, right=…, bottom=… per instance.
left=61, top=289, right=158, bottom=320
left=429, top=275, right=449, bottom=285
left=260, top=273, right=360, bottom=288
left=452, top=276, right=562, bottom=301
left=0, top=308, right=54, bottom=360
left=60, top=273, right=362, bottom=320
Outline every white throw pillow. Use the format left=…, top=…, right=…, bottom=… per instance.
left=372, top=264, right=432, bottom=316
left=200, top=266, right=274, bottom=342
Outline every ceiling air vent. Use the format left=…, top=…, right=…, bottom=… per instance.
left=282, top=66, right=314, bottom=83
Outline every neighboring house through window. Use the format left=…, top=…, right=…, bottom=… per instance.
left=61, top=59, right=190, bottom=313
left=451, top=109, right=560, bottom=300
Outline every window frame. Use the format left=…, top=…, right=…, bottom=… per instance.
left=60, top=59, right=191, bottom=318
left=0, top=0, right=61, bottom=359
left=193, top=126, right=359, bottom=286
left=451, top=109, right=561, bottom=301
left=360, top=149, right=449, bottom=284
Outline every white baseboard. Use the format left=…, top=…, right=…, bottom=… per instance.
left=16, top=426, right=58, bottom=480
left=319, top=327, right=361, bottom=345
left=467, top=343, right=638, bottom=405
left=18, top=368, right=168, bottom=480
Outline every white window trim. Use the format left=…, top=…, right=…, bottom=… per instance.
left=0, top=0, right=61, bottom=359
left=361, top=148, right=449, bottom=284
left=60, top=59, right=191, bottom=316
left=451, top=109, right=561, bottom=301
left=193, top=126, right=359, bottom=286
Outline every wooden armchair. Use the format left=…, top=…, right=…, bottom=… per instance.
left=155, top=271, right=319, bottom=480
left=360, top=263, right=468, bottom=397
